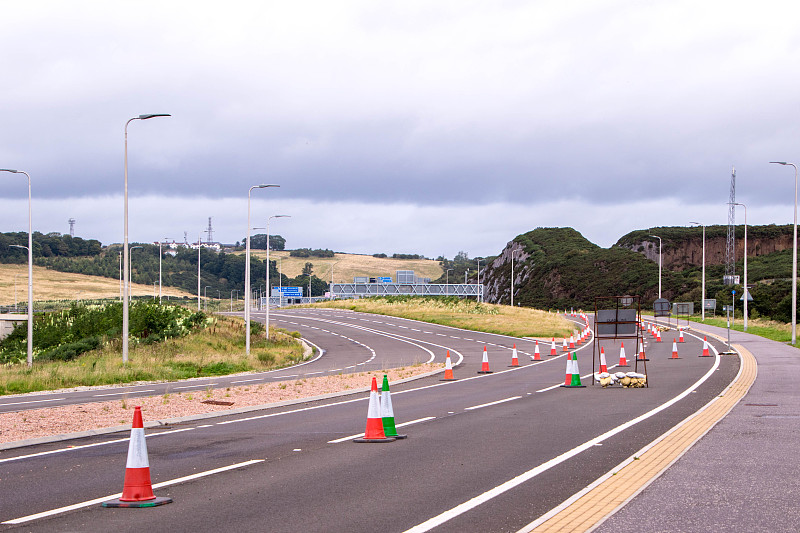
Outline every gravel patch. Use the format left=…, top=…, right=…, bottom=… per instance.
left=0, top=364, right=440, bottom=444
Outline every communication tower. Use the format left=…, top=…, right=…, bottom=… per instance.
left=724, top=166, right=737, bottom=285
left=68, top=218, right=76, bottom=237
left=205, top=217, right=214, bottom=244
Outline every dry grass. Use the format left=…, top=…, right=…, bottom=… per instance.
left=310, top=298, right=573, bottom=338
left=242, top=251, right=443, bottom=282
left=0, top=264, right=192, bottom=306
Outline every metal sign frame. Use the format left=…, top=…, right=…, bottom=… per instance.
left=592, top=296, right=647, bottom=386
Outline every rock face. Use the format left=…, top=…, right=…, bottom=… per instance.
left=616, top=225, right=795, bottom=271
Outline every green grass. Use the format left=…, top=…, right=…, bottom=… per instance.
left=0, top=315, right=307, bottom=395
left=305, top=296, right=573, bottom=338
left=687, top=315, right=797, bottom=346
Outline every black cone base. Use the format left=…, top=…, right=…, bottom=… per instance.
left=353, top=437, right=395, bottom=443
left=477, top=370, right=493, bottom=374
left=102, top=496, right=173, bottom=508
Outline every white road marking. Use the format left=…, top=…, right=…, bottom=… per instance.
left=0, top=398, right=66, bottom=407
left=174, top=383, right=218, bottom=390
left=327, top=416, right=436, bottom=443
left=92, top=390, right=155, bottom=397
left=465, top=397, right=521, bottom=411
left=231, top=378, right=263, bottom=384
left=2, top=459, right=264, bottom=524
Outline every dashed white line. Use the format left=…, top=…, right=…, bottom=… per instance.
left=464, top=396, right=522, bottom=411
left=0, top=398, right=66, bottom=407
left=92, top=390, right=155, bottom=397
left=327, top=416, right=436, bottom=443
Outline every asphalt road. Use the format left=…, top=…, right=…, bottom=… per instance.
left=0, top=310, right=737, bottom=532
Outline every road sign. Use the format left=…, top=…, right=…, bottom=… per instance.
left=653, top=298, right=671, bottom=317
left=272, top=286, right=303, bottom=297
left=740, top=289, right=753, bottom=302
left=703, top=299, right=717, bottom=310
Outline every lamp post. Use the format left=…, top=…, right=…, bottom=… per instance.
left=477, top=258, right=482, bottom=302
left=118, top=250, right=123, bottom=300
left=197, top=234, right=202, bottom=311
left=204, top=286, right=211, bottom=311
left=690, top=222, right=706, bottom=320
left=731, top=203, right=748, bottom=331
left=129, top=246, right=143, bottom=303
left=1, top=169, right=32, bottom=367
left=122, top=114, right=170, bottom=364
left=648, top=235, right=662, bottom=299
left=329, top=261, right=339, bottom=301
left=246, top=184, right=279, bottom=355
left=278, top=257, right=283, bottom=307
left=771, top=161, right=798, bottom=345
left=265, top=214, right=289, bottom=339
left=158, top=238, right=170, bottom=302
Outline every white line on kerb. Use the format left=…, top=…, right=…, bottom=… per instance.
left=2, top=459, right=264, bottom=524
left=464, top=396, right=521, bottom=410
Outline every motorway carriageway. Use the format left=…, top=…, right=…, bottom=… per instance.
left=0, top=309, right=737, bottom=532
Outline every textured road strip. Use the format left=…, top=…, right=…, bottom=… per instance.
left=327, top=416, right=436, bottom=444
left=2, top=459, right=264, bottom=524
left=465, top=396, right=522, bottom=411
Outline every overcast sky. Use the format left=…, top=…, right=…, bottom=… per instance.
left=1, top=1, right=799, bottom=258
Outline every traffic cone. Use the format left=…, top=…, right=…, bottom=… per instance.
left=637, top=339, right=649, bottom=361
left=618, top=342, right=629, bottom=367
left=532, top=341, right=541, bottom=361
left=561, top=352, right=586, bottom=388
left=354, top=377, right=395, bottom=443
left=102, top=406, right=172, bottom=508
left=478, top=346, right=493, bottom=373
left=562, top=338, right=568, bottom=352
left=655, top=329, right=662, bottom=343
left=550, top=338, right=558, bottom=356
left=678, top=330, right=685, bottom=343
left=380, top=375, right=407, bottom=439
left=599, top=347, right=608, bottom=373
left=670, top=339, right=681, bottom=359
left=509, top=344, right=520, bottom=367
left=441, top=350, right=456, bottom=381
left=569, top=335, right=575, bottom=349
left=700, top=337, right=711, bottom=357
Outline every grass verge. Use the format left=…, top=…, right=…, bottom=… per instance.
left=304, top=296, right=574, bottom=338
left=0, top=315, right=306, bottom=395
left=686, top=315, right=797, bottom=346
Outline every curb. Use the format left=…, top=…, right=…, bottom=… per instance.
left=0, top=366, right=445, bottom=451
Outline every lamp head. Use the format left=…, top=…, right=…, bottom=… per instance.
left=770, top=161, right=788, bottom=165
left=0, top=168, right=20, bottom=173
left=138, top=114, right=171, bottom=120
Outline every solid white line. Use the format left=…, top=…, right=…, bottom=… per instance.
left=2, top=459, right=264, bottom=524
left=230, top=378, right=263, bottom=384
left=93, top=390, right=155, bottom=397
left=402, top=345, right=721, bottom=533
left=465, top=396, right=522, bottom=411
left=0, top=398, right=66, bottom=407
left=174, top=383, right=218, bottom=390
left=327, top=416, right=436, bottom=443
left=0, top=427, right=195, bottom=465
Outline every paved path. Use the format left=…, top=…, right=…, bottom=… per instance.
left=522, top=321, right=799, bottom=533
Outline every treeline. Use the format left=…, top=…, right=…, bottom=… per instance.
left=289, top=248, right=335, bottom=258
left=34, top=244, right=331, bottom=297
left=433, top=251, right=490, bottom=284
left=238, top=234, right=286, bottom=251
left=0, top=232, right=102, bottom=262
left=372, top=253, right=426, bottom=260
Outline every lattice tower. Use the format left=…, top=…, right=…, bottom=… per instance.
left=206, top=217, right=214, bottom=244
left=68, top=218, right=75, bottom=237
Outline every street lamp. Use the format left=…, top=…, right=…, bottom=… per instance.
left=690, top=222, right=706, bottom=320
left=197, top=234, right=202, bottom=311
left=771, top=161, right=798, bottom=345
left=204, top=286, right=212, bottom=311
left=129, top=246, right=143, bottom=303
left=648, top=235, right=662, bottom=299
left=123, top=114, right=170, bottom=364
left=278, top=257, right=283, bottom=307
left=159, top=238, right=170, bottom=302
left=265, top=214, right=290, bottom=339
left=246, top=184, right=279, bottom=355
left=510, top=250, right=519, bottom=307
left=731, top=203, right=748, bottom=331
left=477, top=258, right=482, bottom=302
left=1, top=169, right=32, bottom=367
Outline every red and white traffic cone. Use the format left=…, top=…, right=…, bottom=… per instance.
left=532, top=341, right=541, bottom=361
left=562, top=352, right=586, bottom=388
left=478, top=346, right=493, bottom=373
left=102, top=406, right=172, bottom=508
left=700, top=337, right=711, bottom=357
left=670, top=339, right=681, bottom=359
left=569, top=335, right=576, bottom=349
left=550, top=338, right=558, bottom=356
left=599, top=347, right=609, bottom=373
left=637, top=339, right=649, bottom=361
left=354, top=377, right=396, bottom=443
left=441, top=350, right=456, bottom=380
left=678, top=330, right=685, bottom=343
left=381, top=375, right=407, bottom=439
left=655, top=329, right=662, bottom=343
left=509, top=344, right=520, bottom=367
left=562, top=338, right=568, bottom=352
left=618, top=342, right=629, bottom=367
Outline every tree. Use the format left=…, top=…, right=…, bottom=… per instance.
left=302, top=262, right=313, bottom=276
